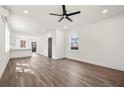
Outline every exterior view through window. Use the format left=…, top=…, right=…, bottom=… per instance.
left=71, top=33, right=79, bottom=50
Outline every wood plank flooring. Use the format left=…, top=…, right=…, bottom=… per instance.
left=0, top=53, right=124, bottom=87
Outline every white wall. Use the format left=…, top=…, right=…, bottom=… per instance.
left=10, top=33, right=38, bottom=49
left=65, top=14, right=124, bottom=71
left=55, top=29, right=65, bottom=59
left=38, top=29, right=65, bottom=59
left=10, top=29, right=65, bottom=59
left=10, top=49, right=32, bottom=58
left=37, top=31, right=54, bottom=57
left=0, top=18, right=10, bottom=78
left=10, top=32, right=38, bottom=58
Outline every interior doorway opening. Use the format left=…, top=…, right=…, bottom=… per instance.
left=32, top=42, right=37, bottom=52
left=48, top=37, right=52, bottom=58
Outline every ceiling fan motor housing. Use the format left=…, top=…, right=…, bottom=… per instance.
left=50, top=5, right=81, bottom=22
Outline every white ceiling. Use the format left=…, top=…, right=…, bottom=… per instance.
left=3, top=5, right=124, bottom=35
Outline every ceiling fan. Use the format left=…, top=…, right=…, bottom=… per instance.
left=49, top=5, right=81, bottom=22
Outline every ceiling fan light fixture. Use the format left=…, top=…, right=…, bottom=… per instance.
left=63, top=25, right=67, bottom=29
left=50, top=5, right=81, bottom=22
left=63, top=15, right=66, bottom=18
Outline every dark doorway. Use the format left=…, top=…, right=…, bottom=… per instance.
left=32, top=42, right=37, bottom=52
left=48, top=38, right=52, bottom=58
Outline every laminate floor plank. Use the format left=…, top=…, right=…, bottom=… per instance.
left=0, top=53, right=124, bottom=87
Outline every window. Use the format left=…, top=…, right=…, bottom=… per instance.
left=70, top=33, right=79, bottom=50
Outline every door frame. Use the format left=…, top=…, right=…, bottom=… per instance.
left=48, top=37, right=52, bottom=58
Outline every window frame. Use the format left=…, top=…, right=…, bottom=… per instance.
left=69, top=33, right=79, bottom=51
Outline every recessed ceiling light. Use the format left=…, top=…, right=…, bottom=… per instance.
left=102, top=9, right=108, bottom=14
left=24, top=10, right=29, bottom=14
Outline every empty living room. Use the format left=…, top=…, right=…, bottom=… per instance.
left=0, top=3, right=124, bottom=88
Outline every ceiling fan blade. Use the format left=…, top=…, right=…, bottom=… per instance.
left=66, top=17, right=73, bottom=22
left=58, top=17, right=64, bottom=22
left=62, top=5, right=66, bottom=14
left=49, top=13, right=62, bottom=16
left=67, top=11, right=81, bottom=16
